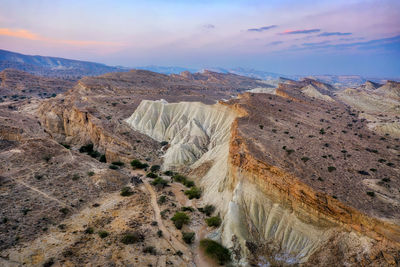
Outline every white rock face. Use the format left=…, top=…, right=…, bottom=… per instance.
left=125, top=100, right=353, bottom=265
left=125, top=100, right=236, bottom=170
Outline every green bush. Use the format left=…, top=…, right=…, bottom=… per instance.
left=98, top=230, right=109, bottom=238
left=130, top=159, right=148, bottom=169
left=200, top=239, right=231, bottom=265
left=181, top=206, right=194, bottom=212
left=164, top=170, right=174, bottom=176
left=172, top=174, right=195, bottom=187
left=151, top=177, right=168, bottom=188
left=185, top=187, right=201, bottom=199
left=109, top=164, right=118, bottom=170
left=59, top=208, right=69, bottom=215
left=203, top=205, right=216, bottom=216
left=171, top=212, right=190, bottom=229
left=121, top=232, right=144, bottom=244
left=327, top=166, right=336, bottom=172
left=79, top=143, right=93, bottom=153
left=120, top=187, right=133, bottom=197
left=112, top=161, right=124, bottom=167
left=87, top=171, right=95, bottom=176
left=206, top=216, right=221, bottom=227
left=150, top=165, right=161, bottom=172
left=158, top=195, right=167, bottom=204
left=146, top=172, right=158, bottom=178
left=157, top=230, right=163, bottom=237
left=99, top=154, right=106, bottom=163
left=160, top=141, right=168, bottom=146
left=84, top=227, right=94, bottom=234
left=182, top=232, right=195, bottom=244
left=72, top=173, right=80, bottom=181
left=143, top=246, right=156, bottom=255
left=367, top=191, right=375, bottom=197
left=301, top=157, right=310, bottom=162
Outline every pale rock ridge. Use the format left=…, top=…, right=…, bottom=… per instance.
left=125, top=100, right=339, bottom=265
left=125, top=100, right=236, bottom=170
left=301, top=84, right=334, bottom=102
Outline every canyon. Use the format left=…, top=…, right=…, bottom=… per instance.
left=0, top=69, right=399, bottom=266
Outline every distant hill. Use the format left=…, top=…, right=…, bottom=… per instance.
left=0, top=49, right=128, bottom=79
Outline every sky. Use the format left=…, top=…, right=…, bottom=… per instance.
left=0, top=0, right=400, bottom=76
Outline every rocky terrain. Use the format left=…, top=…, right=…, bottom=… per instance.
left=0, top=68, right=399, bottom=266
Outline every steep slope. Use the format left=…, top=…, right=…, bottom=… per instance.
left=125, top=91, right=400, bottom=265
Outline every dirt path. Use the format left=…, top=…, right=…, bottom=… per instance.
left=10, top=177, right=70, bottom=208
left=141, top=179, right=190, bottom=254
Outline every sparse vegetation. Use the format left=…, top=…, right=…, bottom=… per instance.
left=84, top=227, right=94, bottom=234
left=206, top=216, right=222, bottom=227
left=111, top=161, right=124, bottom=167
left=120, top=186, right=134, bottom=197
left=185, top=186, right=201, bottom=199
left=200, top=239, right=231, bottom=265
left=327, top=166, right=336, bottom=172
left=143, top=246, right=156, bottom=255
left=158, top=195, right=167, bottom=204
left=109, top=164, right=118, bottom=170
left=366, top=191, right=375, bottom=197
left=121, top=232, right=144, bottom=244
left=87, top=171, right=95, bottom=176
left=171, top=212, right=190, bottom=229
left=151, top=177, right=169, bottom=188
left=301, top=157, right=310, bottom=162
left=172, top=174, right=195, bottom=187
left=358, top=170, right=370, bottom=176
left=98, top=230, right=109, bottom=238
left=150, top=165, right=161, bottom=172
left=157, top=230, right=163, bottom=237
left=130, top=159, right=148, bottom=169
left=146, top=172, right=158, bottom=178
left=182, top=232, right=195, bottom=244
left=59, top=208, right=69, bottom=215
left=181, top=206, right=195, bottom=212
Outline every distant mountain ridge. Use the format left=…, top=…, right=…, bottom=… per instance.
left=0, top=49, right=127, bottom=79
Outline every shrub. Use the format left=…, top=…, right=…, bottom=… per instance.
left=205, top=216, right=222, bottom=227
left=151, top=177, right=168, bottom=188
left=150, top=165, right=161, bottom=172
left=87, top=171, right=95, bottom=176
left=378, top=159, right=386, bottom=163
left=120, top=186, right=134, bottom=197
left=130, top=159, right=148, bottom=169
left=43, top=155, right=52, bottom=162
left=109, top=164, right=118, bottom=170
left=84, top=227, right=94, bottom=234
left=143, top=246, right=156, bottom=255
left=366, top=191, right=375, bottom=197
left=72, top=173, right=80, bottom=181
left=98, top=230, right=109, bottom=238
left=146, top=172, right=158, bottom=178
left=185, top=187, right=201, bottom=199
left=158, top=195, right=167, bottom=204
left=286, top=149, right=295, bottom=155
left=160, top=209, right=169, bottom=219
left=121, top=232, right=144, bottom=244
left=358, top=170, right=370, bottom=175
left=112, top=161, right=124, bottom=167
left=99, top=154, right=106, bottom=163
left=171, top=212, right=190, bottom=229
left=200, top=239, right=231, bottom=265
left=183, top=180, right=195, bottom=187
left=79, top=143, right=94, bottom=153
left=59, top=208, right=69, bottom=215
left=160, top=141, right=168, bottom=146
left=61, top=143, right=70, bottom=149
left=319, top=128, right=325, bottom=135
left=369, top=168, right=377, bottom=172
left=203, top=205, right=216, bottom=216
left=157, top=230, right=163, bottom=237
left=301, top=157, right=310, bottom=162
left=182, top=232, right=195, bottom=244
left=382, top=178, right=391, bottom=182
left=181, top=206, right=194, bottom=212
left=164, top=170, right=174, bottom=176
left=327, top=166, right=336, bottom=172
left=259, top=125, right=264, bottom=129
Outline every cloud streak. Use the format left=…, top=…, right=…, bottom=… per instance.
left=248, top=25, right=277, bottom=32
left=318, top=32, right=352, bottom=37
left=280, top=29, right=320, bottom=35
left=0, top=28, right=122, bottom=47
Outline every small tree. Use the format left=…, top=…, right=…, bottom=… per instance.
left=200, top=239, right=231, bottom=265
left=171, top=212, right=190, bottom=229
left=206, top=216, right=222, bottom=227
left=185, top=187, right=201, bottom=199
left=182, top=232, right=195, bottom=244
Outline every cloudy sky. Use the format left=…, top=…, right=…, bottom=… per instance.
left=1, top=0, right=399, bottom=76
